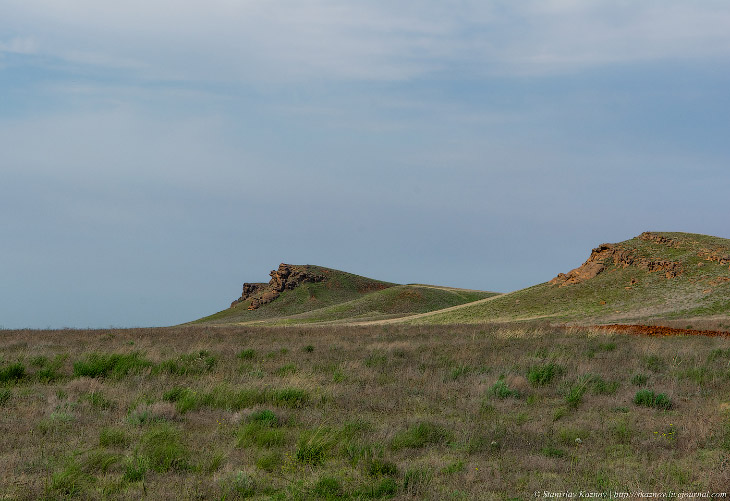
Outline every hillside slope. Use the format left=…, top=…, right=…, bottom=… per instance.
left=263, top=284, right=498, bottom=325
left=414, top=232, right=730, bottom=325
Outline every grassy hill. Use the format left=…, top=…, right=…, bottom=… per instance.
left=193, top=265, right=397, bottom=324
left=414, top=232, right=730, bottom=326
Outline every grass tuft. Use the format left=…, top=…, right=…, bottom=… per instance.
left=634, top=389, right=673, bottom=409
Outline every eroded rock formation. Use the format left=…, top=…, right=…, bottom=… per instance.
left=550, top=239, right=683, bottom=287
left=230, top=263, right=325, bottom=310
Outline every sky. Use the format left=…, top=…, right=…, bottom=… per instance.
left=2, top=1, right=730, bottom=328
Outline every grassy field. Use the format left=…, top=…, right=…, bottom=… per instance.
left=2, top=324, right=730, bottom=499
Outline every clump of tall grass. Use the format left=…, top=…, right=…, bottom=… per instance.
left=527, top=363, right=563, bottom=386
left=634, top=389, right=672, bottom=409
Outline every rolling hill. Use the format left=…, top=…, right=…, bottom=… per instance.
left=412, top=232, right=730, bottom=326
left=192, top=263, right=497, bottom=325
left=192, top=232, right=730, bottom=328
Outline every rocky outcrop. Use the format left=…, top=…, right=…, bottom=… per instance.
left=230, top=263, right=325, bottom=310
left=550, top=240, right=683, bottom=287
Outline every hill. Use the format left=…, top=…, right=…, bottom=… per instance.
left=193, top=263, right=396, bottom=324
left=192, top=264, right=497, bottom=325
left=410, top=232, right=730, bottom=326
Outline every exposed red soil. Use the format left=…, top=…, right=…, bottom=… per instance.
left=589, top=324, right=730, bottom=338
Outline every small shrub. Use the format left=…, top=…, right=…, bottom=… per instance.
left=0, top=362, right=26, bottom=383
left=140, top=423, right=190, bottom=472
left=489, top=378, right=520, bottom=399
left=222, top=471, right=256, bottom=498
left=403, top=467, right=432, bottom=496
left=273, top=387, right=309, bottom=408
left=365, top=353, right=387, bottom=368
left=123, top=455, right=147, bottom=482
left=642, top=355, right=665, bottom=373
left=249, top=408, right=279, bottom=426
left=304, top=345, right=315, bottom=353
left=634, top=389, right=672, bottom=409
left=447, top=364, right=471, bottom=381
left=155, top=351, right=217, bottom=376
left=238, top=349, right=256, bottom=360
left=313, top=476, right=344, bottom=498
left=295, top=428, right=336, bottom=465
left=541, top=446, right=566, bottom=458
left=0, top=388, right=10, bottom=406
left=631, top=374, right=649, bottom=386
left=48, top=459, right=93, bottom=497
left=441, top=460, right=464, bottom=474
left=391, top=422, right=448, bottom=450
left=565, top=378, right=590, bottom=409
left=237, top=423, right=285, bottom=448
left=81, top=450, right=122, bottom=474
left=82, top=391, right=114, bottom=410
left=356, top=477, right=398, bottom=498
left=275, top=363, right=297, bottom=376
left=591, top=376, right=620, bottom=395
left=368, top=458, right=398, bottom=477
left=527, top=363, right=563, bottom=386
left=99, top=427, right=129, bottom=448
left=255, top=451, right=280, bottom=472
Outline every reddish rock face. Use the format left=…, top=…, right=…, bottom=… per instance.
left=549, top=240, right=683, bottom=287
left=230, top=264, right=325, bottom=310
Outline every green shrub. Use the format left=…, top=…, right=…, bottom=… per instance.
left=631, top=374, right=649, bottom=386
left=237, top=422, right=285, bottom=448
left=237, top=349, right=256, bottom=360
left=642, top=355, right=665, bottom=373
left=99, top=427, right=129, bottom=448
left=391, top=422, right=448, bottom=450
left=155, top=350, right=217, bottom=376
left=313, top=476, right=344, bottom=498
left=356, top=477, right=398, bottom=498
left=122, top=455, right=147, bottom=482
left=403, top=467, right=432, bottom=496
left=541, top=446, right=566, bottom=458
left=634, top=389, right=672, bottom=409
left=0, top=388, right=10, bottom=406
left=489, top=378, right=520, bottom=399
left=81, top=450, right=122, bottom=474
left=367, top=458, right=398, bottom=477
left=304, top=345, right=315, bottom=353
left=72, top=353, right=152, bottom=378
left=527, top=363, right=563, bottom=386
left=255, top=451, right=280, bottom=472
left=222, top=471, right=256, bottom=498
left=447, top=364, right=471, bottom=381
left=0, top=362, right=26, bottom=383
left=82, top=391, right=114, bottom=410
left=47, top=459, right=93, bottom=497
left=140, top=423, right=190, bottom=472
left=273, top=387, right=309, bottom=407
left=275, top=363, right=297, bottom=376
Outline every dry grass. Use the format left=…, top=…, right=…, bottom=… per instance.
left=1, top=324, right=729, bottom=499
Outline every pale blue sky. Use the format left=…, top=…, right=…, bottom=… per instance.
left=2, top=1, right=730, bottom=328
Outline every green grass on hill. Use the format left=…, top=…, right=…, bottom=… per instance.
left=265, top=285, right=498, bottom=325
left=417, top=232, right=730, bottom=326
left=192, top=265, right=397, bottom=325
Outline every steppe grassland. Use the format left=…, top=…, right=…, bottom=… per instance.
left=1, top=324, right=730, bottom=499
